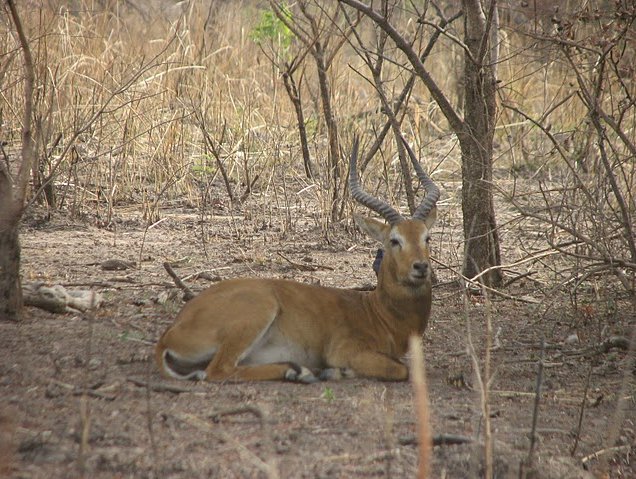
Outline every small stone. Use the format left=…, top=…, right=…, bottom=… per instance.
left=88, top=358, right=102, bottom=370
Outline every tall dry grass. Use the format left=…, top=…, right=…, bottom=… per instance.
left=1, top=1, right=634, bottom=287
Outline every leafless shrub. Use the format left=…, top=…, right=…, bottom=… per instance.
left=500, top=3, right=636, bottom=297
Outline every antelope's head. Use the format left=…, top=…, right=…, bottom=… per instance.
left=349, top=138, right=439, bottom=291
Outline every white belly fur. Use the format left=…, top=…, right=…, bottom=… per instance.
left=239, top=321, right=323, bottom=369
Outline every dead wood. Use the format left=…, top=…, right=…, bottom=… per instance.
left=276, top=252, right=334, bottom=271
left=209, top=405, right=266, bottom=424
left=398, top=434, right=473, bottom=447
left=23, top=283, right=103, bottom=313
left=162, top=262, right=195, bottom=301
left=126, top=377, right=194, bottom=394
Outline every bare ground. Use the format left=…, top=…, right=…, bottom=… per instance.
left=1, top=201, right=634, bottom=478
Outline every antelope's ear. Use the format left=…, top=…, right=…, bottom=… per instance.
left=354, top=214, right=390, bottom=243
left=422, top=206, right=437, bottom=230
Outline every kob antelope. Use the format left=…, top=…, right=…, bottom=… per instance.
left=155, top=138, right=439, bottom=382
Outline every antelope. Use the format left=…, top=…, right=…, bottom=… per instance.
left=155, top=138, right=439, bottom=382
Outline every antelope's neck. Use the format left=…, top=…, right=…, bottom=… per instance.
left=368, top=280, right=432, bottom=337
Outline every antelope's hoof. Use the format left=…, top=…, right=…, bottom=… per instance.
left=319, top=367, right=355, bottom=381
left=285, top=366, right=319, bottom=384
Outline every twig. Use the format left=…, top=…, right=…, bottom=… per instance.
left=48, top=378, right=117, bottom=401
left=463, top=281, right=483, bottom=478
left=72, top=389, right=117, bottom=401
left=527, top=339, right=545, bottom=468
left=570, top=364, right=593, bottom=456
left=163, top=262, right=195, bottom=301
left=181, top=269, right=229, bottom=282
left=501, top=271, right=536, bottom=288
left=276, top=252, right=333, bottom=271
left=5, top=0, right=36, bottom=208
left=467, top=250, right=558, bottom=286
left=581, top=445, right=632, bottom=469
left=78, top=394, right=90, bottom=476
left=339, top=0, right=464, bottom=133
left=209, top=406, right=266, bottom=423
left=399, top=434, right=473, bottom=447
left=431, top=257, right=540, bottom=304
left=126, top=377, right=193, bottom=394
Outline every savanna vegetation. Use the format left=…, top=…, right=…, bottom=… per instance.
left=1, top=1, right=634, bottom=478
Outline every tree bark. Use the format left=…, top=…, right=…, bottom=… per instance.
left=282, top=69, right=316, bottom=179
left=340, top=0, right=503, bottom=286
left=312, top=44, right=341, bottom=221
left=0, top=168, right=23, bottom=320
left=0, top=225, right=23, bottom=320
left=1, top=0, right=38, bottom=320
left=460, top=0, right=502, bottom=286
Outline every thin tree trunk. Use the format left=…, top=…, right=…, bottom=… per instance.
left=0, top=222, right=22, bottom=321
left=1, top=0, right=37, bottom=320
left=341, top=0, right=503, bottom=284
left=0, top=166, right=23, bottom=320
left=282, top=69, right=315, bottom=179
left=313, top=46, right=341, bottom=221
left=460, top=1, right=502, bottom=286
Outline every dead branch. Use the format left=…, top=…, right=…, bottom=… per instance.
left=340, top=5, right=462, bottom=171
left=209, top=405, right=266, bottom=423
left=276, top=252, right=334, bottom=271
left=570, top=364, right=593, bottom=456
left=581, top=445, right=632, bottom=470
left=339, top=0, right=464, bottom=134
left=23, top=283, right=103, bottom=314
left=398, top=433, right=473, bottom=447
left=126, top=377, right=194, bottom=394
left=163, top=262, right=195, bottom=301
left=48, top=379, right=117, bottom=401
left=5, top=0, right=35, bottom=209
left=525, top=340, right=545, bottom=471
left=430, top=257, right=541, bottom=304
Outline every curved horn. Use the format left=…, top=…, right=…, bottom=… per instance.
left=349, top=137, right=403, bottom=225
left=401, top=137, right=440, bottom=221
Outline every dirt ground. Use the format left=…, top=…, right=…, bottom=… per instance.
left=1, top=199, right=634, bottom=479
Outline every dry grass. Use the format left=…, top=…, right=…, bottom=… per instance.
left=3, top=2, right=632, bottom=221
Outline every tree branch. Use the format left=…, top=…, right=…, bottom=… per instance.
left=339, top=0, right=465, bottom=134
left=6, top=0, right=36, bottom=211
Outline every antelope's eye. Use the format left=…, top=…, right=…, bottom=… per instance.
left=425, top=236, right=432, bottom=244
left=389, top=238, right=401, bottom=248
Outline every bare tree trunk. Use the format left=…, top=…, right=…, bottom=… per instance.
left=1, top=0, right=36, bottom=320
left=0, top=216, right=22, bottom=320
left=282, top=69, right=316, bottom=179
left=0, top=166, right=23, bottom=320
left=341, top=0, right=503, bottom=286
left=270, top=1, right=347, bottom=221
left=312, top=45, right=341, bottom=221
left=460, top=0, right=502, bottom=286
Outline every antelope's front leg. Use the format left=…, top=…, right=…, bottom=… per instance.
left=327, top=346, right=409, bottom=381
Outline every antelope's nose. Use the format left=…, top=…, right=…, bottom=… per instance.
left=412, top=261, right=428, bottom=276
